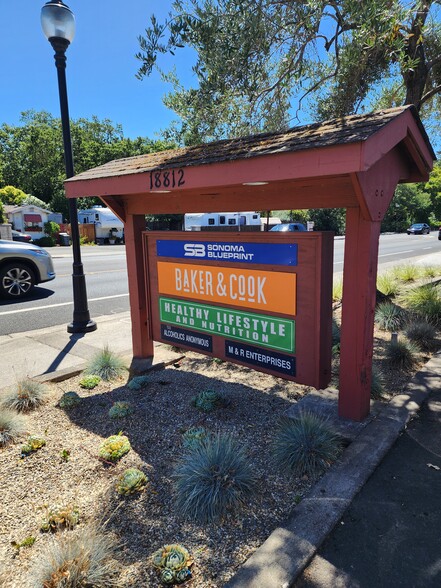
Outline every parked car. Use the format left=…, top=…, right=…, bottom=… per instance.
left=0, top=240, right=55, bottom=299
left=270, top=222, right=307, bottom=232
left=406, top=223, right=431, bottom=235
left=11, top=229, right=33, bottom=243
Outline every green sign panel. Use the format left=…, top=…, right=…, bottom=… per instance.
left=159, top=297, right=295, bottom=352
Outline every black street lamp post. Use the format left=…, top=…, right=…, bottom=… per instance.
left=41, top=0, right=96, bottom=333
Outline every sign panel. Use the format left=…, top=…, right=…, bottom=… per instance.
left=156, top=239, right=298, bottom=266
left=157, top=261, right=297, bottom=315
left=224, top=341, right=296, bottom=377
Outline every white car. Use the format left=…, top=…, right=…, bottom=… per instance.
left=0, top=240, right=56, bottom=299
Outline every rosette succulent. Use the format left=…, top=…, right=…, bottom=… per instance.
left=21, top=435, right=46, bottom=457
left=99, top=434, right=131, bottom=463
left=108, top=401, right=133, bottom=419
left=191, top=389, right=228, bottom=412
left=127, top=375, right=150, bottom=391
left=151, top=544, right=193, bottom=585
left=182, top=426, right=207, bottom=450
left=41, top=504, right=80, bottom=532
left=58, top=391, right=81, bottom=408
left=116, top=468, right=148, bottom=495
left=79, top=375, right=101, bottom=389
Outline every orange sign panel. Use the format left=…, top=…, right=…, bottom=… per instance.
left=157, top=261, right=297, bottom=314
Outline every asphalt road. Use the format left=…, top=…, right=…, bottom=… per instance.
left=0, top=233, right=439, bottom=336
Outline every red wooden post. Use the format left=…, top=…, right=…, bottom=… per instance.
left=339, top=207, right=382, bottom=420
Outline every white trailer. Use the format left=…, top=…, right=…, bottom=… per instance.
left=184, top=211, right=261, bottom=231
left=77, top=206, right=124, bottom=242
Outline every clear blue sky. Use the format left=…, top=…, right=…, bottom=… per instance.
left=0, top=1, right=192, bottom=139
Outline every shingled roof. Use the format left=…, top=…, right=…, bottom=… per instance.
left=66, top=105, right=435, bottom=184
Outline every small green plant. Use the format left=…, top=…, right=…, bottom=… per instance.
left=182, top=426, right=207, bottom=450
left=85, top=345, right=127, bottom=381
left=60, top=449, right=71, bottom=462
left=272, top=413, right=342, bottom=478
left=21, top=435, right=46, bottom=457
left=332, top=278, right=343, bottom=302
left=1, top=379, right=49, bottom=413
left=58, top=391, right=81, bottom=408
left=377, top=272, right=399, bottom=297
left=0, top=409, right=27, bottom=447
left=116, top=468, right=148, bottom=495
left=191, top=389, right=229, bottom=412
left=152, top=544, right=193, bottom=585
left=371, top=368, right=385, bottom=399
left=173, top=433, right=257, bottom=523
left=393, top=264, right=421, bottom=283
left=399, top=283, right=441, bottom=326
left=29, top=526, right=120, bottom=587
left=11, top=535, right=36, bottom=551
left=99, top=433, right=131, bottom=463
left=386, top=338, right=420, bottom=370
left=79, top=374, right=101, bottom=389
left=108, top=401, right=133, bottom=419
left=127, top=375, right=150, bottom=390
left=404, top=320, right=438, bottom=351
left=41, top=504, right=80, bottom=532
left=421, top=265, right=441, bottom=279
left=374, top=301, right=406, bottom=332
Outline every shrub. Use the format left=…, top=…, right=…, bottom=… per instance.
left=116, top=468, right=148, bottom=495
left=374, top=301, right=406, bottom=332
left=385, top=338, right=419, bottom=370
left=44, top=221, right=60, bottom=237
left=21, top=435, right=46, bottom=457
left=173, top=433, right=257, bottom=523
left=108, top=401, right=133, bottom=419
left=127, top=375, right=150, bottom=391
left=182, top=426, right=207, bottom=450
left=33, top=236, right=56, bottom=247
left=41, top=504, right=80, bottom=532
left=371, top=369, right=385, bottom=399
left=99, top=434, right=131, bottom=463
left=79, top=374, right=101, bottom=389
left=0, top=410, right=28, bottom=447
left=405, top=320, right=438, bottom=351
left=85, top=346, right=127, bottom=381
left=152, top=544, right=193, bottom=585
left=29, top=527, right=119, bottom=587
left=58, top=391, right=81, bottom=408
left=272, top=413, right=342, bottom=478
left=1, top=379, right=49, bottom=413
left=191, top=389, right=229, bottom=412
left=400, top=283, right=441, bottom=326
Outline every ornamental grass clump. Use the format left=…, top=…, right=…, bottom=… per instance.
left=108, top=401, right=133, bottom=419
left=1, top=379, right=49, bottom=413
left=58, top=391, right=81, bottom=409
left=173, top=433, right=257, bottom=523
left=41, top=504, right=80, bottom=532
left=29, top=526, right=120, bottom=588
left=152, top=543, right=193, bottom=585
left=182, top=426, right=207, bottom=450
left=399, top=283, right=441, bottom=327
left=191, top=389, right=229, bottom=412
left=99, top=433, right=131, bottom=463
left=79, top=374, right=101, bottom=390
left=374, top=301, right=406, bottom=332
left=386, top=338, right=420, bottom=370
left=377, top=272, right=400, bottom=297
left=272, top=413, right=342, bottom=479
left=405, top=320, right=438, bottom=351
left=21, top=435, right=46, bottom=457
left=116, top=468, right=148, bottom=495
left=371, top=368, right=385, bottom=399
left=0, top=409, right=27, bottom=447
left=127, top=375, right=150, bottom=390
left=85, top=345, right=127, bottom=381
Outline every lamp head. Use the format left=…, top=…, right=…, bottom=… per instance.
left=41, top=0, right=75, bottom=45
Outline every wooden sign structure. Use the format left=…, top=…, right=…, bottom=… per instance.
left=64, top=105, right=435, bottom=421
left=145, top=231, right=333, bottom=389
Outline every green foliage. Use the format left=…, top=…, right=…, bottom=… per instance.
left=393, top=264, right=421, bottom=283
left=272, top=413, right=342, bottom=478
left=371, top=369, right=385, bottom=399
left=404, top=320, right=438, bottom=351
left=421, top=266, right=441, bottom=279
left=99, top=434, right=131, bottom=463
left=44, top=221, right=60, bottom=237
left=385, top=338, right=420, bottom=370
left=33, top=236, right=56, bottom=247
left=60, top=449, right=71, bottom=462
left=332, top=279, right=343, bottom=302
left=29, top=526, right=120, bottom=587
left=382, top=185, right=432, bottom=232
left=21, top=435, right=46, bottom=457
left=182, top=426, right=207, bottom=450
left=308, top=209, right=346, bottom=235
left=11, top=536, right=36, bottom=551
left=108, top=401, right=133, bottom=419
left=375, top=301, right=406, bottom=332
left=173, top=433, right=257, bottom=523
left=116, top=468, right=149, bottom=495
left=399, top=283, right=441, bottom=326
left=58, top=391, right=81, bottom=409
left=127, top=375, right=150, bottom=390
left=0, top=409, right=27, bottom=447
left=85, top=345, right=128, bottom=381
left=0, top=201, right=4, bottom=223
left=41, top=504, right=80, bottom=532
left=191, top=389, right=229, bottom=412
left=0, top=185, right=27, bottom=205
left=79, top=374, right=101, bottom=389
left=152, top=544, right=193, bottom=585
left=377, top=272, right=399, bottom=297
left=1, top=379, right=49, bottom=413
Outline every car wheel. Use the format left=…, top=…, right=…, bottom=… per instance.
left=0, top=263, right=35, bottom=299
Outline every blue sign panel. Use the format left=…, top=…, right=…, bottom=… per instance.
left=224, top=340, right=296, bottom=376
left=156, top=239, right=297, bottom=266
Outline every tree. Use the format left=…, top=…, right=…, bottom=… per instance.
left=136, top=0, right=441, bottom=144
left=0, top=185, right=27, bottom=206
left=421, top=160, right=441, bottom=221
left=382, top=184, right=432, bottom=232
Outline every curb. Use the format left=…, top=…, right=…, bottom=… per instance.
left=226, top=351, right=441, bottom=588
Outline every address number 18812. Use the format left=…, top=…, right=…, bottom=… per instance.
left=149, top=169, right=185, bottom=190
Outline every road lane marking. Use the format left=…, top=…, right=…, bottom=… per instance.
left=0, top=294, right=129, bottom=316
left=379, top=250, right=413, bottom=258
